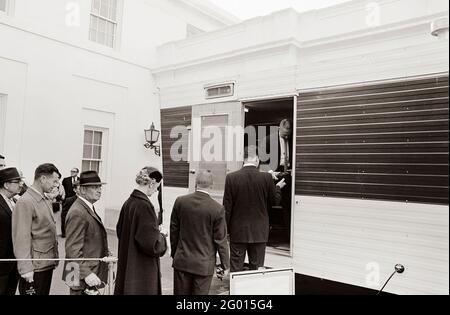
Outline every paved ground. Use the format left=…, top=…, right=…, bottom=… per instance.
left=49, top=231, right=230, bottom=295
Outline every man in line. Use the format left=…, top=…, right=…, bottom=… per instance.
left=223, top=147, right=286, bottom=272
left=12, top=164, right=61, bottom=295
left=0, top=168, right=24, bottom=295
left=60, top=180, right=80, bottom=238
left=0, top=155, right=5, bottom=169
left=63, top=171, right=109, bottom=295
left=171, top=171, right=230, bottom=295
left=62, top=167, right=79, bottom=199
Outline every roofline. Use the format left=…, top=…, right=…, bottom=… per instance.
left=178, top=0, right=241, bottom=25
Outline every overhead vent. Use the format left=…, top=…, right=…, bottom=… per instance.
left=205, top=83, right=234, bottom=99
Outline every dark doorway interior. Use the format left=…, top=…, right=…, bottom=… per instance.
left=244, top=98, right=294, bottom=252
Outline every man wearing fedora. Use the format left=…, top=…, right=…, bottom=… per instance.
left=0, top=155, right=5, bottom=169
left=12, top=163, right=61, bottom=295
left=0, top=167, right=24, bottom=295
left=63, top=171, right=109, bottom=295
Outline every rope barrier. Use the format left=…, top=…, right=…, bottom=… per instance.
left=0, top=257, right=118, bottom=295
left=0, top=257, right=117, bottom=262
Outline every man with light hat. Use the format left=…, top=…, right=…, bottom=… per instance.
left=0, top=167, right=24, bottom=295
left=63, top=171, right=109, bottom=295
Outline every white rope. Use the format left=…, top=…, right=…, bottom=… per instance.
left=0, top=257, right=118, bottom=262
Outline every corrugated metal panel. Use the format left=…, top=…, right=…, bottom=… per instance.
left=296, top=75, right=449, bottom=204
left=293, top=195, right=449, bottom=295
left=160, top=106, right=192, bottom=188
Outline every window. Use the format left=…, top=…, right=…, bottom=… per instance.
left=0, top=0, right=7, bottom=12
left=89, top=0, right=118, bottom=48
left=82, top=129, right=103, bottom=173
left=205, top=83, right=235, bottom=99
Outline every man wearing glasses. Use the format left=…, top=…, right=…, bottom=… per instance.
left=0, top=167, right=24, bottom=295
left=62, top=168, right=80, bottom=199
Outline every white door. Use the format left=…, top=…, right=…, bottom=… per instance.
left=189, top=102, right=244, bottom=203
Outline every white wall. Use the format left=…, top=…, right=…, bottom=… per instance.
left=294, top=196, right=449, bottom=295
left=2, top=0, right=231, bottom=67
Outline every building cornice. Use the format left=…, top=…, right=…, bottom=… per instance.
left=152, top=12, right=447, bottom=75
left=177, top=0, right=240, bottom=26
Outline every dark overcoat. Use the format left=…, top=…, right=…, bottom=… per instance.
left=170, top=191, right=230, bottom=276
left=114, top=190, right=167, bottom=295
left=62, top=197, right=109, bottom=290
left=0, top=195, right=16, bottom=275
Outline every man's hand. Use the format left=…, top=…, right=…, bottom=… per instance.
left=216, top=265, right=229, bottom=281
left=160, top=226, right=168, bottom=238
left=22, top=271, right=34, bottom=283
left=268, top=170, right=280, bottom=180
left=85, top=273, right=101, bottom=287
left=276, top=178, right=286, bottom=189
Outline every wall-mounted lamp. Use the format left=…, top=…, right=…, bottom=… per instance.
left=144, top=123, right=161, bottom=156
left=431, top=17, right=449, bottom=40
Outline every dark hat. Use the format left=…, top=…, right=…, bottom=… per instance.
left=79, top=171, right=106, bottom=186
left=0, top=167, right=24, bottom=185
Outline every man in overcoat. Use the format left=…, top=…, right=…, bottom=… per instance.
left=114, top=167, right=167, bottom=295
left=170, top=171, right=230, bottom=295
left=0, top=167, right=23, bottom=295
left=63, top=171, right=109, bottom=295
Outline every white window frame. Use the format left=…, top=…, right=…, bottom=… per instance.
left=82, top=127, right=106, bottom=176
left=89, top=0, right=122, bottom=48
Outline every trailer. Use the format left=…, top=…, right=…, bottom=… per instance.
left=153, top=0, right=449, bottom=295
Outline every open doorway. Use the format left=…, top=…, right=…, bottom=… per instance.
left=243, top=98, right=294, bottom=252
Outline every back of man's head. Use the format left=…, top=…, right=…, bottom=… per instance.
left=243, top=145, right=259, bottom=165
left=34, top=163, right=60, bottom=180
left=196, top=170, right=214, bottom=190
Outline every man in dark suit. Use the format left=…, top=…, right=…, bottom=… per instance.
left=170, top=170, right=230, bottom=295
left=63, top=171, right=109, bottom=295
left=62, top=167, right=79, bottom=199
left=60, top=180, right=80, bottom=238
left=0, top=167, right=24, bottom=295
left=223, top=147, right=286, bottom=272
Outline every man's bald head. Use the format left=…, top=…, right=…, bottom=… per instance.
left=196, top=170, right=214, bottom=189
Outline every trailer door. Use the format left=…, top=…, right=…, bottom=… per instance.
left=188, top=102, right=244, bottom=203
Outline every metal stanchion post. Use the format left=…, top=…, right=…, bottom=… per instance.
left=108, top=261, right=115, bottom=295
left=102, top=256, right=117, bottom=295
